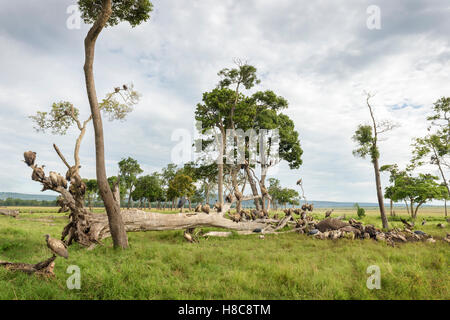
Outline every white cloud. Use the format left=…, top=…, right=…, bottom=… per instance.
left=0, top=0, right=448, bottom=203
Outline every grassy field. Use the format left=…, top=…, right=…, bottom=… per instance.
left=0, top=206, right=449, bottom=300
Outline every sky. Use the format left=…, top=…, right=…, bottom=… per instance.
left=0, top=0, right=449, bottom=203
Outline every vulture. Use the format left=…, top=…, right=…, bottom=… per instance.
left=260, top=185, right=269, bottom=197
left=401, top=218, right=414, bottom=229
left=45, top=234, right=68, bottom=259
left=325, top=209, right=334, bottom=218
left=183, top=230, right=195, bottom=243
left=57, top=174, right=68, bottom=189
left=300, top=211, right=307, bottom=220
left=114, top=87, right=121, bottom=93
left=225, top=194, right=233, bottom=203
left=123, top=84, right=128, bottom=90
left=201, top=204, right=210, bottom=214
left=195, top=204, right=202, bottom=213
left=293, top=209, right=302, bottom=215
left=23, top=151, right=36, bottom=167
left=273, top=213, right=279, bottom=220
left=49, top=172, right=59, bottom=188
left=422, top=219, right=427, bottom=226
left=296, top=179, right=302, bottom=186
left=214, top=202, right=222, bottom=212
left=234, top=190, right=243, bottom=201
left=32, top=166, right=45, bottom=182
left=231, top=212, right=241, bottom=223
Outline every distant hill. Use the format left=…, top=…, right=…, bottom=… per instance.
left=0, top=192, right=57, bottom=201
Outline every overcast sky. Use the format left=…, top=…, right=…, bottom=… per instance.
left=0, top=0, right=449, bottom=202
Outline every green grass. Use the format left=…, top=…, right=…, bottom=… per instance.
left=0, top=207, right=449, bottom=300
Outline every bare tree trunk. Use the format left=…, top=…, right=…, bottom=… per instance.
left=373, top=158, right=389, bottom=229
left=405, top=200, right=410, bottom=216
left=244, top=164, right=262, bottom=211
left=83, top=0, right=128, bottom=249
left=390, top=199, right=393, bottom=216
left=445, top=199, right=448, bottom=217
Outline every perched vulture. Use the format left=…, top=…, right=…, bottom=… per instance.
left=32, top=166, right=45, bottom=182
left=49, top=172, right=59, bottom=188
left=195, top=204, right=202, bottom=213
left=213, top=202, right=222, bottom=212
left=57, top=174, right=68, bottom=189
left=231, top=212, right=241, bottom=223
left=114, top=87, right=121, bottom=93
left=225, top=194, right=233, bottom=203
left=23, top=151, right=36, bottom=167
left=45, top=234, right=68, bottom=259
left=234, top=190, right=243, bottom=201
left=296, top=179, right=302, bottom=186
left=273, top=213, right=279, bottom=220
left=325, top=209, right=334, bottom=218
left=421, top=219, right=427, bottom=226
left=123, top=84, right=128, bottom=90
left=201, top=204, right=210, bottom=214
left=293, top=208, right=302, bottom=215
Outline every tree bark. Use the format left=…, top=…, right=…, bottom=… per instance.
left=87, top=210, right=274, bottom=242
left=373, top=158, right=389, bottom=229
left=83, top=0, right=128, bottom=248
left=244, top=164, right=262, bottom=211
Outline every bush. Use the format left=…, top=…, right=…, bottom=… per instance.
left=354, top=203, right=366, bottom=219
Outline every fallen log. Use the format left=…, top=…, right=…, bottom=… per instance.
left=87, top=210, right=276, bottom=242
left=0, top=209, right=19, bottom=218
left=0, top=256, right=56, bottom=276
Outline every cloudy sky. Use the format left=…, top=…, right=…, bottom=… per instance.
left=0, top=0, right=449, bottom=202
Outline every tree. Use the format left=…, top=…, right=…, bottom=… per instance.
left=195, top=62, right=302, bottom=213
left=353, top=93, right=397, bottom=229
left=83, top=179, right=98, bottom=210
left=133, top=174, right=164, bottom=209
left=381, top=164, right=445, bottom=219
left=118, top=157, right=143, bottom=209
left=161, top=163, right=178, bottom=210
left=411, top=97, right=450, bottom=197
left=28, top=87, right=138, bottom=247
left=79, top=0, right=153, bottom=249
left=168, top=173, right=196, bottom=213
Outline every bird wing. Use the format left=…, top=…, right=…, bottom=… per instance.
left=48, top=238, right=69, bottom=258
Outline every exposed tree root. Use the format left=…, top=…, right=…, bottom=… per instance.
left=0, top=256, right=56, bottom=276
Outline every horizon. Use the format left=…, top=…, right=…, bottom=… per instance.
left=0, top=1, right=449, bottom=203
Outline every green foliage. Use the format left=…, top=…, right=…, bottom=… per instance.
left=352, top=125, right=379, bottom=162
left=354, top=203, right=366, bottom=219
left=78, top=0, right=153, bottom=27
left=30, top=102, right=78, bottom=135
left=195, top=63, right=303, bottom=169
left=132, top=174, right=164, bottom=204
left=167, top=173, right=196, bottom=200
left=268, top=179, right=299, bottom=208
left=30, top=86, right=140, bottom=135
left=118, top=157, right=143, bottom=191
left=381, top=165, right=446, bottom=218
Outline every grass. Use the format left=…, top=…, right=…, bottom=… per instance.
left=0, top=207, right=449, bottom=300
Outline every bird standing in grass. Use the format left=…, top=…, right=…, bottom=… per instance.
left=45, top=234, right=68, bottom=259
left=325, top=209, right=334, bottom=218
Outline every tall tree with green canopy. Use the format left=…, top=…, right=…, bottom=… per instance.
left=352, top=93, right=397, bottom=229
left=118, top=157, right=143, bottom=209
left=411, top=97, right=450, bottom=197
left=381, top=164, right=446, bottom=219
left=195, top=61, right=302, bottom=213
left=161, top=163, right=178, bottom=210
left=78, top=0, right=153, bottom=248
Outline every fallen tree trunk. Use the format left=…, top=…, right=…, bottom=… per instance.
left=0, top=209, right=19, bottom=218
left=0, top=256, right=56, bottom=276
left=87, top=209, right=275, bottom=242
